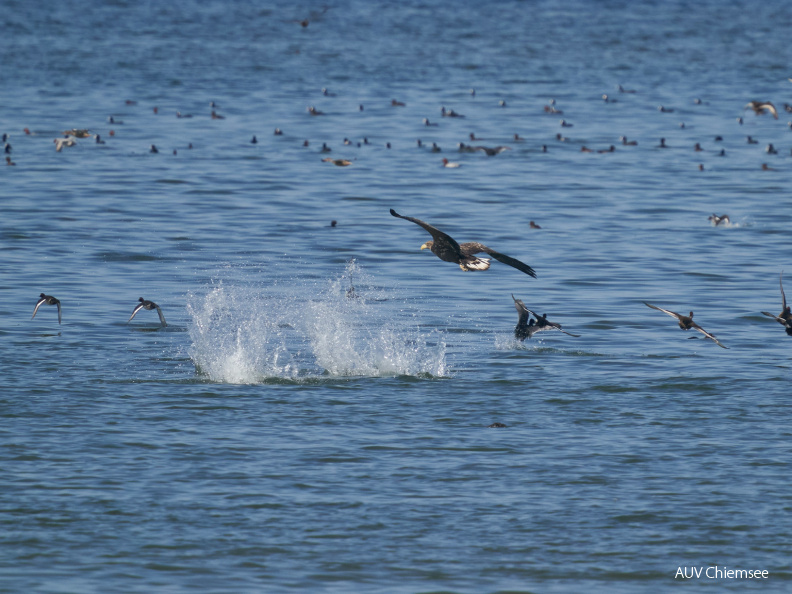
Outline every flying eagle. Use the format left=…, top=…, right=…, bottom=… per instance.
left=390, top=209, right=536, bottom=277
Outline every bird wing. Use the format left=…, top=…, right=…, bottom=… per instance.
left=32, top=297, right=46, bottom=320
left=781, top=271, right=787, bottom=311
left=390, top=209, right=463, bottom=253
left=460, top=242, right=536, bottom=278
left=691, top=323, right=728, bottom=349
left=522, top=305, right=580, bottom=336
left=127, top=303, right=145, bottom=323
left=511, top=294, right=530, bottom=327
left=643, top=301, right=682, bottom=321
left=764, top=102, right=779, bottom=118
left=761, top=311, right=788, bottom=325
left=56, top=301, right=61, bottom=324
left=155, top=306, right=167, bottom=327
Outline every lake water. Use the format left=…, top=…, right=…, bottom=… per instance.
left=3, top=0, right=792, bottom=592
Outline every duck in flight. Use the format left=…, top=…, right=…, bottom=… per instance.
left=643, top=302, right=727, bottom=348
left=745, top=101, right=778, bottom=119
left=390, top=209, right=536, bottom=277
left=32, top=293, right=61, bottom=324
left=761, top=271, right=792, bottom=335
left=708, top=214, right=730, bottom=227
left=512, top=295, right=537, bottom=340
left=512, top=295, right=579, bottom=340
left=128, top=297, right=167, bottom=327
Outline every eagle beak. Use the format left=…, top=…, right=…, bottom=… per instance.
left=420, top=242, right=430, bottom=250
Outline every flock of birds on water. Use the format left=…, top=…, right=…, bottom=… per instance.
left=10, top=77, right=792, bottom=352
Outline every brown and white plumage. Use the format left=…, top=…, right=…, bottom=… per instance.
left=390, top=209, right=536, bottom=277
left=322, top=158, right=352, bottom=166
left=745, top=101, right=779, bottom=119
left=128, top=297, right=167, bottom=327
left=643, top=302, right=727, bottom=348
left=32, top=293, right=61, bottom=324
left=761, top=271, right=792, bottom=335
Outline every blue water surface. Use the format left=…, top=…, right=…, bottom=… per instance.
left=2, top=0, right=792, bottom=592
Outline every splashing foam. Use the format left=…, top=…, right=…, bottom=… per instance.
left=187, top=261, right=447, bottom=383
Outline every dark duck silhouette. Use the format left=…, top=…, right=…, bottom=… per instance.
left=643, top=302, right=727, bottom=348
left=128, top=297, right=167, bottom=327
left=761, top=271, right=792, bottom=335
left=512, top=295, right=580, bottom=339
left=32, top=293, right=61, bottom=324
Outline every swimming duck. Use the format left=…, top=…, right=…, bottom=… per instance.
left=620, top=136, right=637, bottom=146
left=391, top=99, right=406, bottom=107
left=643, top=302, right=727, bottom=348
left=529, top=221, right=541, bottom=229
left=761, top=272, right=792, bottom=335
left=64, top=129, right=91, bottom=138
left=6, top=156, right=16, bottom=166
left=441, top=158, right=461, bottom=168
left=211, top=110, right=225, bottom=119
left=128, top=297, right=167, bottom=327
left=322, top=158, right=352, bottom=166
left=32, top=293, right=61, bottom=324
left=422, top=118, right=438, bottom=127
left=441, top=106, right=464, bottom=117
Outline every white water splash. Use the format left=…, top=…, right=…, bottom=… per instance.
left=187, top=261, right=447, bottom=383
